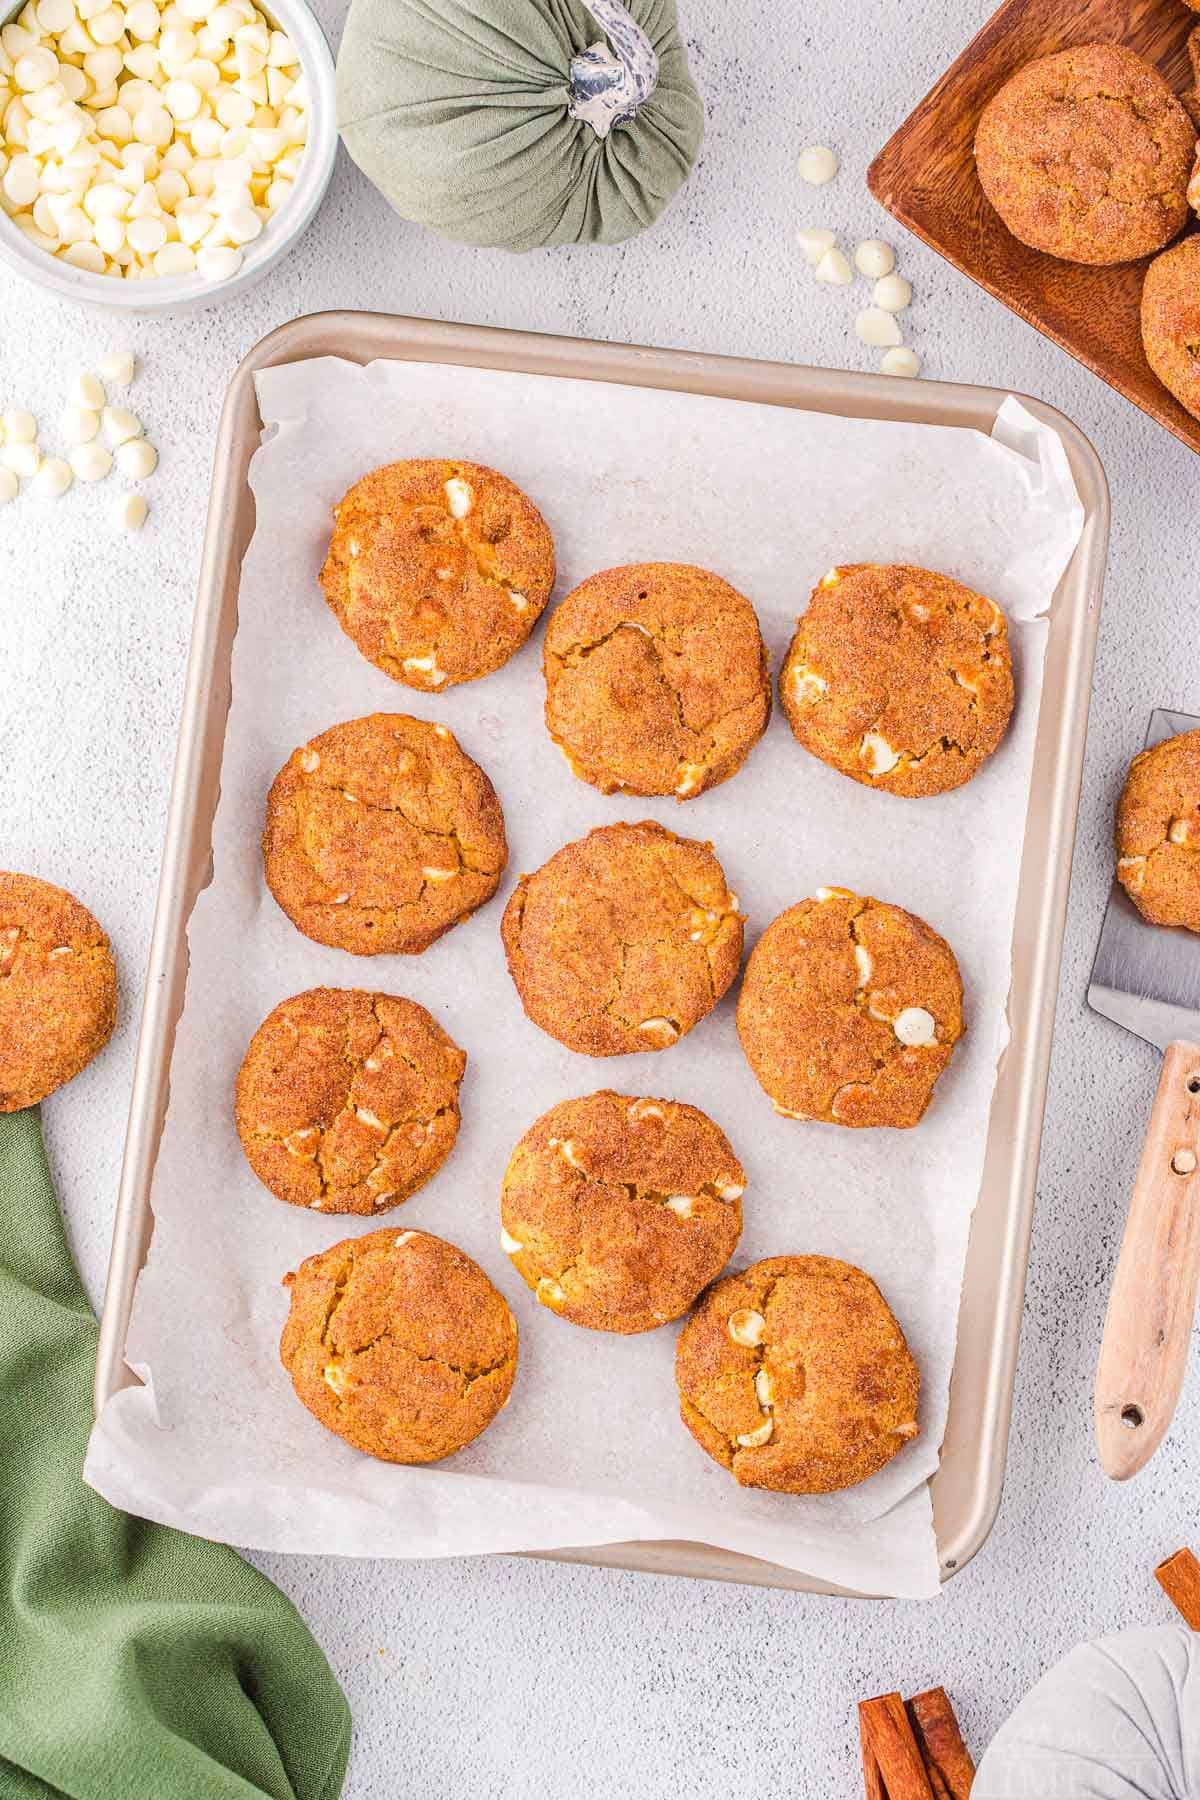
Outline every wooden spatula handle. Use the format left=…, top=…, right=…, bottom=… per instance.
left=1096, top=1041, right=1200, bottom=1480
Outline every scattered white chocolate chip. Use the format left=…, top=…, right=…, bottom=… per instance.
left=894, top=1006, right=937, bottom=1047
left=881, top=347, right=921, bottom=379
left=717, top=1180, right=744, bottom=1201
left=771, top=1101, right=813, bottom=1119
left=444, top=476, right=472, bottom=518
left=855, top=306, right=903, bottom=348
left=299, top=748, right=320, bottom=772
left=402, top=654, right=448, bottom=687
left=70, top=442, right=113, bottom=482
left=99, top=350, right=135, bottom=386
left=114, top=492, right=148, bottom=532
left=854, top=238, right=895, bottom=278
left=72, top=373, right=105, bottom=410
left=797, top=144, right=838, bottom=185
left=354, top=1108, right=386, bottom=1134
left=537, top=1277, right=565, bottom=1305
left=674, top=762, right=704, bottom=798
left=61, top=406, right=100, bottom=445
left=814, top=245, right=852, bottom=285
left=394, top=1231, right=417, bottom=1246
left=728, top=1308, right=766, bottom=1348
left=323, top=1362, right=348, bottom=1396
left=421, top=865, right=457, bottom=883
left=2, top=442, right=40, bottom=479
left=102, top=406, right=142, bottom=446
left=2, top=410, right=37, bottom=443
left=819, top=568, right=841, bottom=588
left=33, top=455, right=72, bottom=496
left=0, top=469, right=18, bottom=505
left=797, top=226, right=835, bottom=265
left=874, top=273, right=912, bottom=313
left=815, top=885, right=850, bottom=902
left=860, top=731, right=900, bottom=775
left=499, top=1228, right=523, bottom=1254
left=638, top=1017, right=679, bottom=1048
left=736, top=1419, right=774, bottom=1448
left=627, top=1100, right=664, bottom=1125
left=283, top=1127, right=318, bottom=1158
left=116, top=437, right=158, bottom=479
left=665, top=1194, right=694, bottom=1219
left=754, top=1368, right=775, bottom=1408
left=553, top=1138, right=583, bottom=1169
left=791, top=665, right=827, bottom=699
left=854, top=943, right=873, bottom=985
left=1169, top=819, right=1193, bottom=845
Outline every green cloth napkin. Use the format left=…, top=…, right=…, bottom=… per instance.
left=0, top=1107, right=352, bottom=1800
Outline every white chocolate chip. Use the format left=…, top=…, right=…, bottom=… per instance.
left=283, top=1126, right=318, bottom=1158
left=638, top=1017, right=679, bottom=1048
left=665, top=1194, right=694, bottom=1219
left=0, top=470, right=18, bottom=505
left=819, top=568, right=841, bottom=588
left=894, top=1006, right=937, bottom=1047
left=797, top=144, right=837, bottom=185
left=421, top=865, right=457, bottom=883
left=113, top=492, right=148, bottom=531
left=854, top=238, right=895, bottom=278
left=717, top=1180, right=744, bottom=1201
left=553, top=1137, right=584, bottom=1170
left=354, top=1108, right=387, bottom=1135
left=790, top=664, right=827, bottom=699
left=99, top=349, right=135, bottom=385
left=537, top=1277, right=564, bottom=1305
left=116, top=437, right=157, bottom=479
left=736, top=1419, right=774, bottom=1448
left=509, top=591, right=529, bottom=612
left=102, top=405, right=142, bottom=446
left=754, top=1368, right=775, bottom=1408
left=2, top=411, right=37, bottom=443
left=860, top=731, right=900, bottom=775
left=70, top=442, right=112, bottom=482
left=855, top=306, right=903, bottom=348
left=444, top=476, right=472, bottom=518
left=323, top=1362, right=348, bottom=1396
left=402, top=654, right=448, bottom=688
left=33, top=456, right=72, bottom=497
left=1169, top=819, right=1193, bottom=845
left=874, top=273, right=912, bottom=313
left=73, top=372, right=106, bottom=410
left=627, top=1100, right=665, bottom=1125
left=815, top=885, right=851, bottom=902
left=48, top=945, right=72, bottom=959
left=499, top=1227, right=523, bottom=1254
left=2, top=442, right=40, bottom=479
left=674, top=762, right=704, bottom=798
left=854, top=943, right=873, bottom=985
left=61, top=406, right=100, bottom=445
left=299, top=748, right=319, bottom=772
left=813, top=245, right=852, bottom=285
left=728, top=1308, right=766, bottom=1348
left=881, top=347, right=920, bottom=379
left=797, top=226, right=835, bottom=265
left=771, top=1101, right=814, bottom=1120
left=393, top=1231, right=417, bottom=1246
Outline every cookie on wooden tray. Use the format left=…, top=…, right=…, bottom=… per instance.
left=675, top=1254, right=920, bottom=1494
left=499, top=1090, right=745, bottom=1333
left=0, top=871, right=117, bottom=1112
left=1115, top=727, right=1200, bottom=932
left=319, top=458, right=556, bottom=690
left=736, top=887, right=964, bottom=1129
left=542, top=562, right=771, bottom=800
left=280, top=1227, right=518, bottom=1464
left=780, top=563, right=1014, bottom=798
left=236, top=988, right=466, bottom=1214
left=263, top=712, right=507, bottom=955
left=1142, top=238, right=1200, bottom=425
left=501, top=820, right=743, bottom=1056
left=974, top=45, right=1194, bottom=266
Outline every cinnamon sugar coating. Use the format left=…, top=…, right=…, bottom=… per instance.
left=0, top=871, right=117, bottom=1111
left=1115, top=727, right=1200, bottom=931
left=1142, top=238, right=1200, bottom=424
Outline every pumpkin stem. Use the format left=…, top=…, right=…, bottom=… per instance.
left=567, top=0, right=659, bottom=140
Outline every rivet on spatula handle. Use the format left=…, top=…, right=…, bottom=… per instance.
left=1095, top=1042, right=1200, bottom=1480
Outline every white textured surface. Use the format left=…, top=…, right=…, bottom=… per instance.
left=3, top=0, right=1199, bottom=1792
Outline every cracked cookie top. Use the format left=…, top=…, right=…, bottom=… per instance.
left=736, top=887, right=964, bottom=1129
left=499, top=1090, right=745, bottom=1334
left=500, top=820, right=744, bottom=1057
left=0, top=870, right=117, bottom=1111
left=780, top=563, right=1014, bottom=798
left=542, top=562, right=771, bottom=800
left=263, top=713, right=508, bottom=956
left=236, top=988, right=466, bottom=1214
left=675, top=1254, right=920, bottom=1494
left=1116, top=727, right=1200, bottom=931
left=280, top=1227, right=518, bottom=1465
left=1142, top=236, right=1200, bottom=425
left=319, top=458, right=556, bottom=691
left=974, top=44, right=1194, bottom=265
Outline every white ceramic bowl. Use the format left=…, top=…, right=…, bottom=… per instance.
left=0, top=0, right=336, bottom=314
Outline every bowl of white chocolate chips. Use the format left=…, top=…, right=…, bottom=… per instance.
left=0, top=0, right=334, bottom=310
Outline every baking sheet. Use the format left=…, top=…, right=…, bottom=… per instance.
left=85, top=359, right=1084, bottom=1599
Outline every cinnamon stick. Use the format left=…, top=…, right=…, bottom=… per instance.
left=858, top=1693, right=935, bottom=1799
left=1156, top=1547, right=1200, bottom=1629
left=907, top=1687, right=975, bottom=1798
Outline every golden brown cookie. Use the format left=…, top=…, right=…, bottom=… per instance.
left=1142, top=237, right=1200, bottom=423
left=500, top=1090, right=745, bottom=1333
left=235, top=988, right=466, bottom=1214
left=675, top=1254, right=920, bottom=1494
left=1115, top=728, right=1200, bottom=931
left=974, top=45, right=1194, bottom=265
left=780, top=563, right=1014, bottom=798
left=501, top=820, right=743, bottom=1056
left=263, top=713, right=507, bottom=955
left=0, top=872, right=117, bottom=1112
left=319, top=459, right=556, bottom=690
left=280, top=1227, right=518, bottom=1464
left=542, top=563, right=771, bottom=800
left=736, top=887, right=964, bottom=1129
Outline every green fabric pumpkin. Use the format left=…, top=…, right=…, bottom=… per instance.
left=336, top=0, right=705, bottom=251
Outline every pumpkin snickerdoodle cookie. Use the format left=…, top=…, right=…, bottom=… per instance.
left=736, top=887, right=964, bottom=1129
left=235, top=988, right=466, bottom=1214
left=263, top=713, right=507, bottom=955
left=675, top=1254, right=920, bottom=1494
left=1142, top=238, right=1200, bottom=424
left=1116, top=727, right=1200, bottom=931
left=780, top=563, right=1014, bottom=798
left=319, top=459, right=556, bottom=691
left=974, top=44, right=1194, bottom=265
left=0, top=871, right=117, bottom=1112
left=499, top=1090, right=745, bottom=1333
left=280, top=1227, right=518, bottom=1464
left=501, top=820, right=744, bottom=1056
left=542, top=563, right=771, bottom=800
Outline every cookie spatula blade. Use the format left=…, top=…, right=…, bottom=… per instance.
left=1089, top=708, right=1200, bottom=1480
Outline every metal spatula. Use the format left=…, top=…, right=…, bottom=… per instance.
left=1089, top=708, right=1200, bottom=1480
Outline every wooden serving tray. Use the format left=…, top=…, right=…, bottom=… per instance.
left=868, top=0, right=1200, bottom=455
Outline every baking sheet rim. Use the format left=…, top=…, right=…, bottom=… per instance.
left=94, top=309, right=1110, bottom=1597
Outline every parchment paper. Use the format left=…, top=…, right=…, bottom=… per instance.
left=85, top=359, right=1084, bottom=1599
